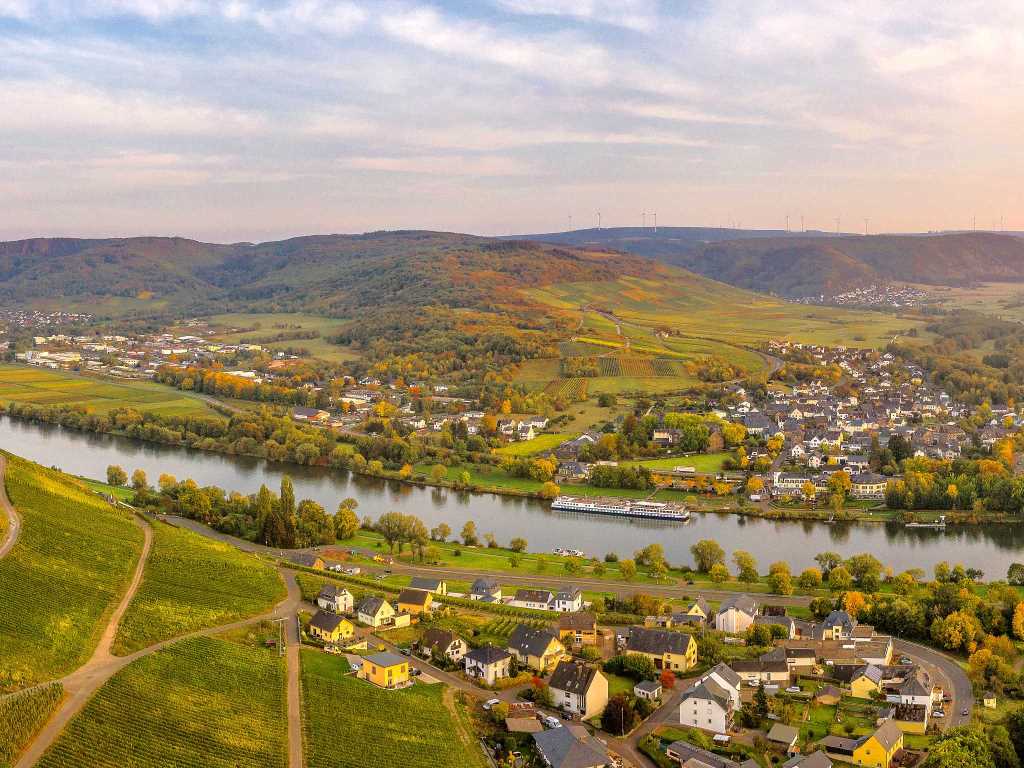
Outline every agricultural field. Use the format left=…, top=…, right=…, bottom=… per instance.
left=0, top=682, right=64, bottom=766
left=622, top=453, right=731, bottom=473
left=528, top=275, right=927, bottom=350
left=113, top=518, right=285, bottom=654
left=543, top=377, right=588, bottom=400
left=201, top=312, right=358, bottom=363
left=0, top=456, right=144, bottom=692
left=301, top=650, right=487, bottom=768
left=0, top=364, right=212, bottom=417
left=917, top=282, right=1024, bottom=323
left=493, top=433, right=570, bottom=457
left=37, top=636, right=287, bottom=768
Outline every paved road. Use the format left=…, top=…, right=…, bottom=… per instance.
left=0, top=455, right=22, bottom=558
left=894, top=638, right=973, bottom=728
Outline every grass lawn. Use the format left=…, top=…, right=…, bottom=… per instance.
left=0, top=363, right=214, bottom=417
left=113, top=517, right=286, bottom=654
left=493, top=433, right=571, bottom=457
left=0, top=455, right=144, bottom=692
left=301, top=649, right=487, bottom=768
left=607, top=673, right=636, bottom=697
left=77, top=477, right=136, bottom=501
left=38, top=636, right=287, bottom=768
left=622, top=453, right=730, bottom=473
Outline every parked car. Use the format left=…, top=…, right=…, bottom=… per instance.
left=785, top=686, right=801, bottom=693
left=961, top=709, right=969, bottom=717
left=933, top=710, right=945, bottom=718
left=543, top=716, right=562, bottom=729
left=482, top=699, right=500, bottom=711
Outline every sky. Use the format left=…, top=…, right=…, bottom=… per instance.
left=2, top=1, right=1023, bottom=242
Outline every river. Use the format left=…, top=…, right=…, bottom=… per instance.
left=3, top=416, right=1023, bottom=575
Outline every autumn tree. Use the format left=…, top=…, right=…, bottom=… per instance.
left=691, top=539, right=725, bottom=573
left=733, top=550, right=759, bottom=583
left=334, top=502, right=360, bottom=540
left=131, top=468, right=148, bottom=491
left=106, top=464, right=128, bottom=487
left=461, top=520, right=479, bottom=546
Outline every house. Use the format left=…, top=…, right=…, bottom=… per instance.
left=681, top=596, right=710, bottom=622
left=308, top=610, right=354, bottom=643
left=699, top=663, right=742, bottom=709
left=888, top=703, right=928, bottom=734
left=626, top=627, right=697, bottom=673
left=767, top=723, right=800, bottom=755
left=634, top=680, right=662, bottom=701
left=729, top=660, right=790, bottom=686
left=820, top=721, right=903, bottom=768
left=850, top=664, right=884, bottom=699
left=289, top=552, right=325, bottom=570
left=557, top=461, right=591, bottom=481
left=532, top=725, right=610, bottom=768
left=984, top=691, right=998, bottom=709
left=851, top=472, right=888, bottom=500
left=409, top=577, right=447, bottom=595
left=470, top=578, right=502, bottom=602
left=508, top=625, right=565, bottom=672
left=419, top=628, right=468, bottom=663
left=679, top=677, right=735, bottom=733
left=715, top=595, right=758, bottom=634
left=753, top=614, right=797, bottom=639
left=548, top=661, right=609, bottom=718
left=360, top=651, right=409, bottom=689
left=782, top=752, right=832, bottom=768
left=558, top=611, right=598, bottom=647
left=356, top=596, right=410, bottom=629
left=465, top=645, right=513, bottom=686
left=820, top=611, right=857, bottom=640
left=397, top=588, right=433, bottom=616
left=888, top=667, right=932, bottom=708
left=510, top=588, right=555, bottom=610
left=666, top=740, right=742, bottom=768
left=292, top=407, right=330, bottom=423
left=315, top=584, right=353, bottom=614
left=554, top=586, right=583, bottom=613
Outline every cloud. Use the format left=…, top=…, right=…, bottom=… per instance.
left=492, top=0, right=657, bottom=32
left=344, top=154, right=532, bottom=176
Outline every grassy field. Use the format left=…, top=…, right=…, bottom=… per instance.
left=493, top=433, right=570, bottom=456
left=917, top=282, right=1024, bottom=323
left=202, top=312, right=358, bottom=363
left=113, top=517, right=285, bottom=654
left=0, top=364, right=212, bottom=417
left=37, top=635, right=287, bottom=768
left=0, top=455, right=144, bottom=692
left=622, top=453, right=731, bottom=473
left=301, top=650, right=487, bottom=768
left=528, top=276, right=927, bottom=350
left=0, top=683, right=64, bottom=766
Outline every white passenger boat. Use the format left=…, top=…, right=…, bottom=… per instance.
left=550, top=495, right=689, bottom=521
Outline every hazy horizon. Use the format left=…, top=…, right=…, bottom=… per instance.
left=2, top=1, right=1023, bottom=242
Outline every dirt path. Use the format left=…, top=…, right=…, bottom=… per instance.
left=0, top=455, right=23, bottom=558
left=282, top=570, right=303, bottom=768
left=13, top=557, right=302, bottom=768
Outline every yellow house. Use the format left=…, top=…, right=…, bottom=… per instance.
left=507, top=625, right=565, bottom=673
left=361, top=651, right=409, bottom=689
left=397, top=588, right=433, bottom=617
left=625, top=627, right=697, bottom=673
left=890, top=704, right=928, bottom=735
left=850, top=665, right=883, bottom=699
left=558, top=612, right=598, bottom=646
left=356, top=596, right=411, bottom=629
left=681, top=597, right=710, bottom=621
left=852, top=721, right=903, bottom=767
left=309, top=610, right=355, bottom=643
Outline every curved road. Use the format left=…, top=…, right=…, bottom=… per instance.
left=0, top=455, right=22, bottom=558
left=894, top=638, right=974, bottom=728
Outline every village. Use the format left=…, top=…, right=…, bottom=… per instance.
left=290, top=546, right=969, bottom=768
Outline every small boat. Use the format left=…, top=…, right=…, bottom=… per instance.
left=905, top=515, right=946, bottom=529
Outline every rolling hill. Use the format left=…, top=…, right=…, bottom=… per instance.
left=513, top=228, right=1024, bottom=297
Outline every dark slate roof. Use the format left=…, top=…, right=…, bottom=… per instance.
left=466, top=644, right=512, bottom=665
left=364, top=651, right=406, bottom=668
left=767, top=723, right=800, bottom=745
left=533, top=727, right=609, bottom=768
left=471, top=577, right=499, bottom=594
left=626, top=627, right=694, bottom=656
left=556, top=585, right=582, bottom=600
left=782, top=752, right=833, bottom=768
left=681, top=678, right=732, bottom=710
left=289, top=552, right=321, bottom=567
left=823, top=610, right=857, bottom=633
left=309, top=610, right=346, bottom=633
left=666, top=741, right=740, bottom=768
left=421, top=628, right=459, bottom=652
left=409, top=577, right=443, bottom=591
left=357, top=596, right=388, bottom=616
left=508, top=624, right=561, bottom=657
left=558, top=611, right=597, bottom=631
left=717, top=594, right=757, bottom=616
left=317, top=583, right=350, bottom=600
left=548, top=661, right=601, bottom=696
left=704, top=663, right=742, bottom=689
left=514, top=588, right=554, bottom=604
left=397, top=588, right=432, bottom=606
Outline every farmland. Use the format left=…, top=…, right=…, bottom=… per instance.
left=0, top=364, right=212, bottom=417
left=622, top=453, right=731, bottom=473
left=0, top=682, right=64, bottom=765
left=300, top=650, right=487, bottom=768
left=0, top=455, right=144, bottom=692
left=201, top=312, right=359, bottom=363
left=112, top=518, right=285, bottom=654
left=37, top=635, right=287, bottom=768
left=493, top=433, right=570, bottom=457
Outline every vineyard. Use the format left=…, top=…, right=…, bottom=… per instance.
left=543, top=378, right=588, bottom=401
left=301, top=649, right=486, bottom=768
left=473, top=616, right=548, bottom=647
left=37, top=636, right=287, bottom=768
left=113, top=518, right=286, bottom=654
left=0, top=455, right=144, bottom=692
left=0, top=682, right=63, bottom=765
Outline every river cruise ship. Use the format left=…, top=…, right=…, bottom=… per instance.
left=550, top=495, right=689, bottom=521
